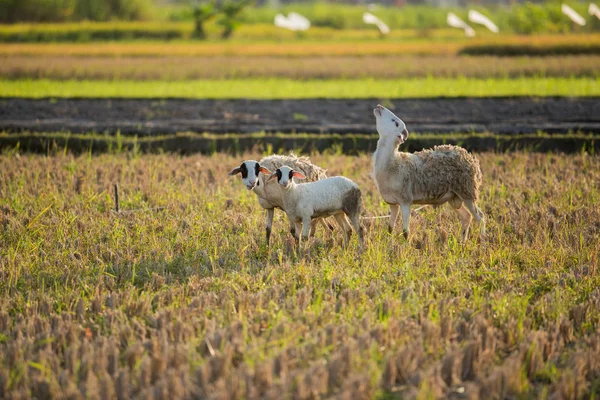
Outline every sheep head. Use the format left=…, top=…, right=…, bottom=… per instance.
left=373, top=104, right=409, bottom=145
left=267, top=166, right=306, bottom=189
left=229, top=160, right=271, bottom=190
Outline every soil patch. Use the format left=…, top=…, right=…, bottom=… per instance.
left=1, top=97, right=599, bottom=135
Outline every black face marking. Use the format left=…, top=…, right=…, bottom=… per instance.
left=254, top=163, right=260, bottom=177
left=288, top=170, right=294, bottom=180
left=276, top=169, right=282, bottom=181
left=239, top=163, right=248, bottom=179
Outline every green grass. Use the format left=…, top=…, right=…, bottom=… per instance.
left=0, top=151, right=599, bottom=398
left=2, top=77, right=599, bottom=98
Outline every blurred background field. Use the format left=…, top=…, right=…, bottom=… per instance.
left=1, top=0, right=600, bottom=98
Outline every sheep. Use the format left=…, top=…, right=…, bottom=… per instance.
left=228, top=153, right=332, bottom=244
left=264, top=165, right=365, bottom=251
left=372, top=104, right=485, bottom=242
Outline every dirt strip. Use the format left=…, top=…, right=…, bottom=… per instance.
left=1, top=97, right=599, bottom=135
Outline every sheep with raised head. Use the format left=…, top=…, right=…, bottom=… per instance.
left=228, top=153, right=331, bottom=244
left=265, top=165, right=365, bottom=251
left=372, top=104, right=485, bottom=241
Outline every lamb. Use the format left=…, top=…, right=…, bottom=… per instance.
left=265, top=165, right=365, bottom=250
left=372, top=104, right=485, bottom=241
left=228, top=153, right=331, bottom=244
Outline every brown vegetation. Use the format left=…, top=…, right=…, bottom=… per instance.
left=2, top=55, right=599, bottom=80
left=0, top=151, right=599, bottom=399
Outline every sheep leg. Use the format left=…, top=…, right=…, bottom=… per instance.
left=309, top=219, right=318, bottom=237
left=289, top=218, right=299, bottom=243
left=400, top=203, right=411, bottom=240
left=295, top=222, right=302, bottom=242
left=301, top=217, right=312, bottom=254
left=463, top=200, right=486, bottom=241
left=347, top=213, right=365, bottom=251
left=319, top=218, right=335, bottom=232
left=451, top=204, right=472, bottom=242
left=317, top=218, right=335, bottom=241
left=265, top=208, right=274, bottom=245
left=301, top=217, right=312, bottom=242
left=388, top=204, right=400, bottom=233
left=334, top=213, right=352, bottom=248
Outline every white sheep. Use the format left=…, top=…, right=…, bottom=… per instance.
left=372, top=104, right=485, bottom=241
left=265, top=165, right=365, bottom=250
left=228, top=153, right=331, bottom=244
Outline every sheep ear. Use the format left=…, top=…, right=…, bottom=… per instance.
left=228, top=167, right=241, bottom=176
left=267, top=173, right=278, bottom=182
left=259, top=166, right=272, bottom=175
left=292, top=171, right=306, bottom=180
left=400, top=128, right=409, bottom=142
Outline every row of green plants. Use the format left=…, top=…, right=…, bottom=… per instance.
left=2, top=77, right=598, bottom=98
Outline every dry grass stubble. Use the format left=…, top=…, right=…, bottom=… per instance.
left=0, top=151, right=599, bottom=399
left=2, top=55, right=599, bottom=80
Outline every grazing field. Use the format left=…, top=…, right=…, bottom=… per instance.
left=2, top=77, right=599, bottom=99
left=3, top=55, right=599, bottom=80
left=1, top=151, right=599, bottom=399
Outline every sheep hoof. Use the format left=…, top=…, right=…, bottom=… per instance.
left=402, top=230, right=409, bottom=240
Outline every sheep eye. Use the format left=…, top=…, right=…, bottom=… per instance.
left=395, top=121, right=399, bottom=127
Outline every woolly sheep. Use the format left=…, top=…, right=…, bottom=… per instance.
left=265, top=165, right=365, bottom=250
left=372, top=104, right=485, bottom=241
left=228, top=153, right=331, bottom=244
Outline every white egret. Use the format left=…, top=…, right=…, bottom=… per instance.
left=468, top=10, right=499, bottom=33
left=363, top=12, right=390, bottom=35
left=562, top=4, right=586, bottom=26
left=447, top=12, right=476, bottom=37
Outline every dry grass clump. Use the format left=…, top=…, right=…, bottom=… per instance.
left=0, top=151, right=599, bottom=399
left=2, top=55, right=599, bottom=80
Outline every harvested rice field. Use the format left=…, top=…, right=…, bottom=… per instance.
left=1, top=151, right=599, bottom=399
